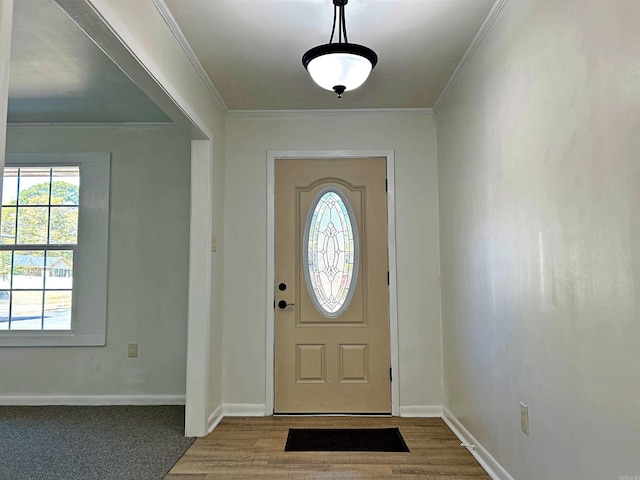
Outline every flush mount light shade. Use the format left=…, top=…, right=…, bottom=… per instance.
left=303, top=43, right=378, bottom=96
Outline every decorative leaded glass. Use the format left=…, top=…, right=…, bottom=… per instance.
left=303, top=187, right=359, bottom=318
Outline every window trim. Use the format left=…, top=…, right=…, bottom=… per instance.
left=0, top=153, right=110, bottom=347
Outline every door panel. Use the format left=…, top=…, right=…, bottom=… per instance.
left=296, top=344, right=326, bottom=383
left=339, top=344, right=369, bottom=383
left=274, top=157, right=390, bottom=413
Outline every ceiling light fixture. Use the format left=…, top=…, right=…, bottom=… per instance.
left=302, top=0, right=377, bottom=98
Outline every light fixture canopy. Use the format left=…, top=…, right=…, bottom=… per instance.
left=302, top=0, right=377, bottom=98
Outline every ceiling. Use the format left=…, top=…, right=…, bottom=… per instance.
left=7, top=0, right=496, bottom=122
left=162, top=0, right=496, bottom=110
left=7, top=0, right=170, bottom=124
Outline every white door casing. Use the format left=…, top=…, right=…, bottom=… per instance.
left=266, top=149, right=399, bottom=416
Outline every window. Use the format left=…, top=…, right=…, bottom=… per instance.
left=303, top=187, right=359, bottom=318
left=0, top=153, right=110, bottom=346
left=1, top=166, right=78, bottom=331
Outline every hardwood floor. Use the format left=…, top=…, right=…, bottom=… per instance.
left=165, top=416, right=490, bottom=479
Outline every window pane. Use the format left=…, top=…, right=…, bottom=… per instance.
left=10, top=290, right=43, bottom=330
left=18, top=168, right=51, bottom=205
left=17, top=206, right=49, bottom=244
left=2, top=168, right=18, bottom=205
left=45, top=250, right=73, bottom=289
left=51, top=167, right=80, bottom=206
left=43, top=291, right=72, bottom=330
left=1, top=206, right=17, bottom=245
left=304, top=188, right=359, bottom=318
left=0, top=290, right=9, bottom=329
left=12, top=250, right=45, bottom=289
left=49, top=207, right=78, bottom=244
left=0, top=251, right=12, bottom=289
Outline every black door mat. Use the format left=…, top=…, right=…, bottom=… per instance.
left=284, top=427, right=410, bottom=452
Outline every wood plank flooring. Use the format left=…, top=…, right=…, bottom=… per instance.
left=165, top=416, right=490, bottom=480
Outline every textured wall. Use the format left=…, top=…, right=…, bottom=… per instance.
left=437, top=0, right=640, bottom=478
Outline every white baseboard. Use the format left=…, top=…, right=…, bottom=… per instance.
left=399, top=405, right=443, bottom=417
left=0, top=395, right=186, bottom=406
left=222, top=403, right=266, bottom=416
left=207, top=404, right=224, bottom=433
left=442, top=407, right=515, bottom=480
left=203, top=403, right=267, bottom=434
left=206, top=403, right=453, bottom=435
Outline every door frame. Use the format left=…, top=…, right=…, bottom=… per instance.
left=266, top=149, right=399, bottom=416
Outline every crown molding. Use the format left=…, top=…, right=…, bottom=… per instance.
left=152, top=0, right=228, bottom=112
left=434, top=0, right=508, bottom=113
left=227, top=108, right=434, bottom=118
left=7, top=122, right=175, bottom=129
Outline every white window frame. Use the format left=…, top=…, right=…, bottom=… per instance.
left=0, top=152, right=110, bottom=347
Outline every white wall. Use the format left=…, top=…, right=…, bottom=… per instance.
left=437, top=0, right=640, bottom=478
left=0, top=125, right=191, bottom=399
left=223, top=111, right=442, bottom=410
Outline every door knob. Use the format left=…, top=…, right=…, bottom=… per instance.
left=278, top=300, right=295, bottom=309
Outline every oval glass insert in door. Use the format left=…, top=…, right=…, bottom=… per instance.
left=303, top=187, right=359, bottom=318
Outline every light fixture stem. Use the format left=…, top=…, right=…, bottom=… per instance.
left=341, top=4, right=348, bottom=43
left=329, top=4, right=337, bottom=43
left=329, top=0, right=349, bottom=45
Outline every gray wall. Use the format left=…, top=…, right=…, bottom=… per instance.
left=437, top=0, right=640, bottom=478
left=0, top=124, right=191, bottom=399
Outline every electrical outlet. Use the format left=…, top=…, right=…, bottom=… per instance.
left=520, top=402, right=529, bottom=435
left=128, top=343, right=138, bottom=358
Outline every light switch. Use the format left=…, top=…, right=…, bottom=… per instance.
left=520, top=402, right=529, bottom=435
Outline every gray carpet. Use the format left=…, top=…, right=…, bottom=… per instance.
left=0, top=405, right=195, bottom=480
